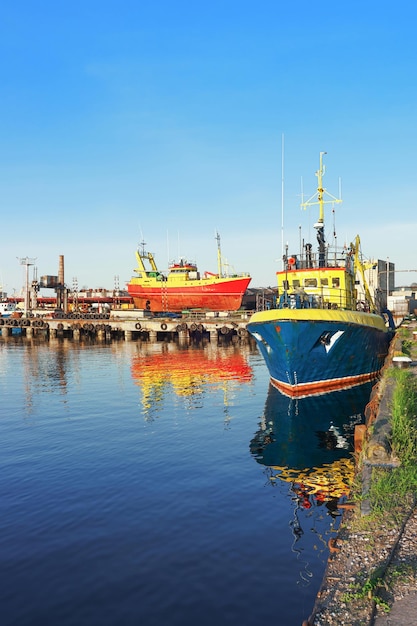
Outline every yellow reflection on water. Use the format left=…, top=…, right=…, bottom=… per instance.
left=269, top=457, right=355, bottom=500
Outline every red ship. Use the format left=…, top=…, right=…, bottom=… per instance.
left=127, top=233, right=251, bottom=312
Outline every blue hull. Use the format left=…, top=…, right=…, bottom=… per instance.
left=247, top=310, right=393, bottom=397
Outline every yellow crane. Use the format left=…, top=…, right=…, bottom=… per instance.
left=350, top=235, right=377, bottom=313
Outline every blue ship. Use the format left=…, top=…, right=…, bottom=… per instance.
left=247, top=153, right=394, bottom=397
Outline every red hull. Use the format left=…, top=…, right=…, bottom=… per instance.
left=127, top=277, right=251, bottom=312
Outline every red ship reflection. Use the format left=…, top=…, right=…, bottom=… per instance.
left=131, top=343, right=253, bottom=419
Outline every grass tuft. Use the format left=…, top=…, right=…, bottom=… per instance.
left=369, top=341, right=417, bottom=513
left=391, top=370, right=417, bottom=465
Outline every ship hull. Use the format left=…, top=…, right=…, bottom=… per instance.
left=247, top=309, right=393, bottom=397
left=127, top=276, right=251, bottom=312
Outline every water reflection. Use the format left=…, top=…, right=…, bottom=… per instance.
left=131, top=343, right=254, bottom=420
left=6, top=339, right=74, bottom=414
left=0, top=337, right=131, bottom=416
left=251, top=382, right=372, bottom=472
left=250, top=383, right=373, bottom=582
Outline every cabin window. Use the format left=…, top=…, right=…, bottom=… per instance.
left=292, top=279, right=300, bottom=288
left=304, top=278, right=317, bottom=288
left=320, top=279, right=329, bottom=286
left=282, top=280, right=290, bottom=290
left=332, top=278, right=340, bottom=288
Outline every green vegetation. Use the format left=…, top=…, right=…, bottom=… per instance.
left=386, top=562, right=415, bottom=586
left=391, top=369, right=417, bottom=464
left=401, top=339, right=412, bottom=356
left=341, top=569, right=390, bottom=613
left=369, top=327, right=417, bottom=514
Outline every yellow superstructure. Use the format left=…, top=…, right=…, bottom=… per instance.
left=276, top=265, right=356, bottom=310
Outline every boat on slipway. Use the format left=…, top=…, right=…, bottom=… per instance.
left=127, top=233, right=251, bottom=313
left=247, top=152, right=395, bottom=398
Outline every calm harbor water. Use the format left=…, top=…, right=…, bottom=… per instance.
left=0, top=335, right=373, bottom=626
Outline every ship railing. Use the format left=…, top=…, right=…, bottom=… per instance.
left=181, top=309, right=251, bottom=320
left=255, top=292, right=276, bottom=311
left=220, top=271, right=251, bottom=278
left=288, top=248, right=353, bottom=271
left=275, top=286, right=355, bottom=311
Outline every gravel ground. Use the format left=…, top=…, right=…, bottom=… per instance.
left=374, top=503, right=417, bottom=626
left=307, top=500, right=417, bottom=625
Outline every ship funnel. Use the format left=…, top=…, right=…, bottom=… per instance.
left=58, top=255, right=65, bottom=285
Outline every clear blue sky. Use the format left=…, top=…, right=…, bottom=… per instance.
left=1, top=0, right=417, bottom=295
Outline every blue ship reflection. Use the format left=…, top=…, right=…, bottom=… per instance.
left=251, top=383, right=373, bottom=511
left=251, top=383, right=373, bottom=472
left=250, top=383, right=373, bottom=584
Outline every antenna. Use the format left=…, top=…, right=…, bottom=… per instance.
left=139, top=225, right=146, bottom=256
left=281, top=133, right=285, bottom=270
left=139, top=224, right=144, bottom=247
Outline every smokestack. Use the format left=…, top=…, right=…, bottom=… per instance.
left=58, top=255, right=64, bottom=285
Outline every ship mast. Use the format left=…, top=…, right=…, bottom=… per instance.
left=301, top=152, right=342, bottom=267
left=135, top=240, right=158, bottom=273
left=216, top=231, right=223, bottom=277
left=315, top=152, right=326, bottom=267
left=316, top=150, right=326, bottom=226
